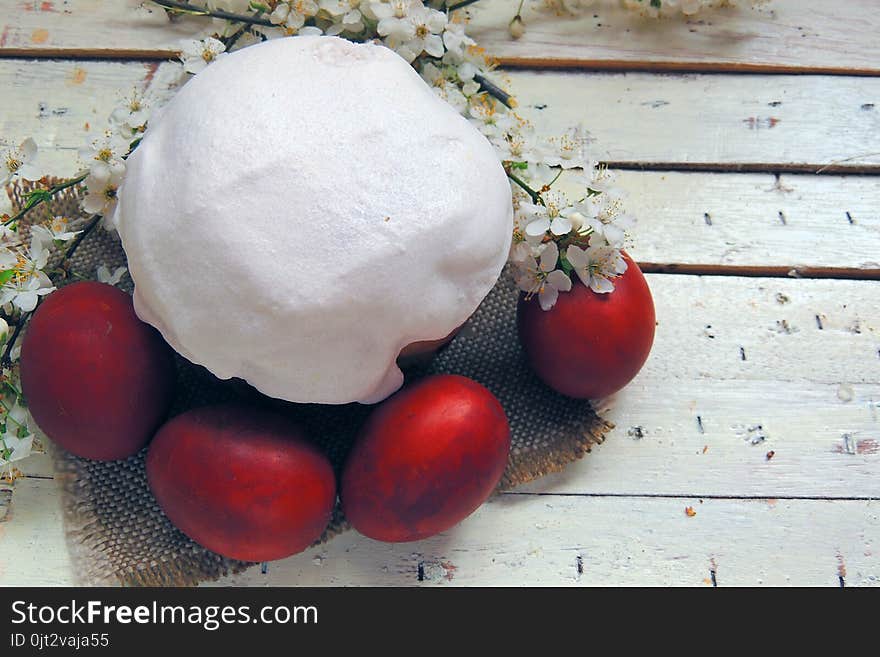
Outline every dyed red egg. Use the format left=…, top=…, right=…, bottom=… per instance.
left=20, top=281, right=175, bottom=460
left=146, top=404, right=336, bottom=562
left=341, top=374, right=510, bottom=543
left=517, top=253, right=655, bottom=399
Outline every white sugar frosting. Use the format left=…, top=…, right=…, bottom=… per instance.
left=115, top=36, right=512, bottom=404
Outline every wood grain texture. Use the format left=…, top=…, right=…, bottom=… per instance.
left=2, top=0, right=880, bottom=77
left=0, top=0, right=210, bottom=58
left=508, top=70, right=880, bottom=169
left=4, top=60, right=880, bottom=174
left=0, top=477, right=74, bottom=586
left=0, top=484, right=12, bottom=523
left=201, top=494, right=880, bottom=586
left=1, top=0, right=877, bottom=588
left=557, top=171, right=880, bottom=271
left=0, top=59, right=181, bottom=174
left=465, top=0, right=880, bottom=75
left=1, top=476, right=876, bottom=586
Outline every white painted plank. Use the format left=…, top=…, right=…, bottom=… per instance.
left=508, top=70, right=880, bottom=168
left=0, top=59, right=181, bottom=177
left=2, top=0, right=880, bottom=76
left=563, top=171, right=880, bottom=270
left=466, top=0, right=880, bottom=74
left=0, top=0, right=211, bottom=56
left=1, top=475, right=876, bottom=586
left=211, top=495, right=880, bottom=586
left=0, top=484, right=11, bottom=523
left=0, top=477, right=74, bottom=586
left=3, top=60, right=879, bottom=176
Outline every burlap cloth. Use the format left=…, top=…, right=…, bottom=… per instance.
left=7, top=182, right=611, bottom=586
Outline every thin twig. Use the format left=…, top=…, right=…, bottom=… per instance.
left=815, top=152, right=880, bottom=174
left=151, top=0, right=275, bottom=27
left=223, top=8, right=265, bottom=49
left=3, top=172, right=88, bottom=227
left=447, top=0, right=483, bottom=11
left=474, top=73, right=516, bottom=109
left=1, top=315, right=27, bottom=367
left=63, top=214, right=102, bottom=263
left=506, top=170, right=544, bottom=205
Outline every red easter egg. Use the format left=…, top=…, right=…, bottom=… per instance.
left=517, top=253, right=655, bottom=399
left=20, top=281, right=175, bottom=460
left=341, top=374, right=510, bottom=543
left=146, top=404, right=336, bottom=562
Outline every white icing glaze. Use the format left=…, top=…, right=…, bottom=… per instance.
left=116, top=36, right=513, bottom=404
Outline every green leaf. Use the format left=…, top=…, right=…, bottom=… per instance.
left=0, top=269, right=15, bottom=286
left=586, top=187, right=603, bottom=198
left=23, top=188, right=52, bottom=211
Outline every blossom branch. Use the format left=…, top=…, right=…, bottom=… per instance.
left=505, top=168, right=544, bottom=206
left=473, top=73, right=516, bottom=109
left=3, top=172, right=88, bottom=227
left=446, top=0, right=483, bottom=11
left=0, top=315, right=26, bottom=367
left=223, top=8, right=266, bottom=49
left=61, top=213, right=102, bottom=263
left=0, top=212, right=102, bottom=368
left=151, top=0, right=275, bottom=27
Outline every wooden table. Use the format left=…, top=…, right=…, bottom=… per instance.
left=1, top=0, right=878, bottom=587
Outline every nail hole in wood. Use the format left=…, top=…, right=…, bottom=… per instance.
left=815, top=315, right=824, bottom=330
left=417, top=561, right=425, bottom=581
left=697, top=415, right=705, bottom=434
left=260, top=562, right=268, bottom=574
left=628, top=426, right=644, bottom=440
left=846, top=211, right=854, bottom=224
left=740, top=346, right=747, bottom=361
left=703, top=212, right=712, bottom=226
left=778, top=211, right=787, bottom=225
left=576, top=555, right=584, bottom=576
left=710, top=569, right=718, bottom=587
left=839, top=575, right=845, bottom=588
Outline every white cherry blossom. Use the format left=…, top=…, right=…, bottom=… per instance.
left=110, top=89, right=154, bottom=133
left=543, top=126, right=592, bottom=170
left=377, top=3, right=446, bottom=62
left=97, top=264, right=128, bottom=286
left=2, top=138, right=40, bottom=186
left=79, top=131, right=128, bottom=182
left=565, top=242, right=628, bottom=294
left=419, top=63, right=469, bottom=112
left=321, top=0, right=364, bottom=35
left=0, top=270, right=54, bottom=313
left=81, top=171, right=123, bottom=219
left=180, top=37, right=227, bottom=75
left=31, top=218, right=81, bottom=246
left=515, top=242, right=572, bottom=311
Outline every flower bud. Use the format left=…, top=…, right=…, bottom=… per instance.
left=509, top=15, right=526, bottom=40
left=567, top=211, right=587, bottom=232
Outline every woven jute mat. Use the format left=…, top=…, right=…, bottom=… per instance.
left=7, top=182, right=611, bottom=586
